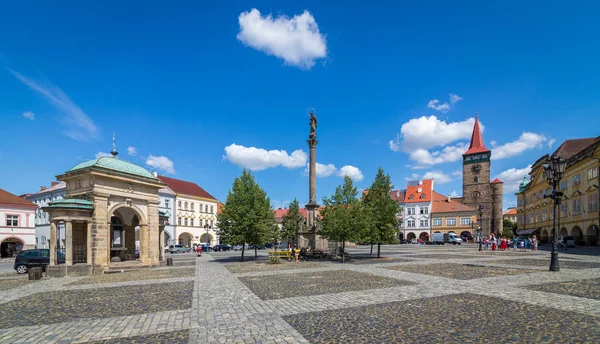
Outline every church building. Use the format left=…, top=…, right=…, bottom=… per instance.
left=460, top=115, right=504, bottom=236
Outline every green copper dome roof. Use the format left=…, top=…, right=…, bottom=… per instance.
left=518, top=176, right=530, bottom=192
left=69, top=157, right=157, bottom=180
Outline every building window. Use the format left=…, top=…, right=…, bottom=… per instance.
left=210, top=220, right=214, bottom=227
left=210, top=205, right=214, bottom=213
left=184, top=218, right=188, bottom=226
left=408, top=195, right=414, bottom=200
left=184, top=202, right=188, bottom=210
left=407, top=220, right=415, bottom=228
left=420, top=207, right=428, bottom=214
left=589, top=193, right=599, bottom=212
left=588, top=167, right=598, bottom=180
left=6, top=215, right=18, bottom=227
left=432, top=218, right=442, bottom=226
left=420, top=220, right=428, bottom=227
left=560, top=203, right=568, bottom=217
left=535, top=212, right=540, bottom=223
left=178, top=201, right=181, bottom=209
left=474, top=177, right=478, bottom=183
left=446, top=218, right=456, bottom=226
left=407, top=208, right=415, bottom=215
left=460, top=217, right=471, bottom=226
left=559, top=180, right=568, bottom=191
left=542, top=209, right=548, bottom=221
left=165, top=200, right=170, bottom=209
left=191, top=218, right=194, bottom=226
left=191, top=203, right=194, bottom=211
left=572, top=174, right=581, bottom=187
left=572, top=199, right=581, bottom=215
left=178, top=217, right=181, bottom=226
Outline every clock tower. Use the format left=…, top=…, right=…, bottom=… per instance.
left=461, top=114, right=503, bottom=236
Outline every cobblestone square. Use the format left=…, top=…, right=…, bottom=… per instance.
left=525, top=278, right=600, bottom=300
left=346, top=257, right=416, bottom=265
left=495, top=258, right=600, bottom=269
left=386, top=263, right=539, bottom=280
left=238, top=269, right=414, bottom=300
left=89, top=329, right=190, bottom=344
left=224, top=261, right=324, bottom=273
left=69, top=267, right=195, bottom=285
left=402, top=254, right=481, bottom=260
left=0, top=278, right=34, bottom=291
left=283, top=293, right=600, bottom=343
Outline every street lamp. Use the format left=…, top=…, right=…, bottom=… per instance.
left=203, top=223, right=210, bottom=249
left=478, top=205, right=484, bottom=252
left=543, top=155, right=567, bottom=272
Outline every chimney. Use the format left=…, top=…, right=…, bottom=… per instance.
left=418, top=180, right=423, bottom=185
left=447, top=195, right=451, bottom=203
left=40, top=186, right=46, bottom=191
left=51, top=181, right=59, bottom=187
left=153, top=172, right=158, bottom=177
left=417, top=187, right=422, bottom=193
left=396, top=191, right=400, bottom=198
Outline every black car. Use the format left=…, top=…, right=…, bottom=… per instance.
left=212, top=244, right=232, bottom=251
left=14, top=249, right=65, bottom=274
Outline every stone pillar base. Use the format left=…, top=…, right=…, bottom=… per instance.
left=46, top=264, right=95, bottom=277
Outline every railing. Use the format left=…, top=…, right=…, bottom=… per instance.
left=56, top=245, right=88, bottom=264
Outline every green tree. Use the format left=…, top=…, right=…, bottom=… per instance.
left=503, top=219, right=517, bottom=238
left=217, top=169, right=275, bottom=261
left=319, top=176, right=367, bottom=263
left=362, top=168, right=401, bottom=258
left=281, top=198, right=304, bottom=247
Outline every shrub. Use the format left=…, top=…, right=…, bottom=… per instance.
left=269, top=256, right=281, bottom=264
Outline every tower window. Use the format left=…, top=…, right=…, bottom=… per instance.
left=474, top=177, right=479, bottom=183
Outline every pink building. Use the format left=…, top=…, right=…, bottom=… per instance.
left=0, top=188, right=37, bottom=257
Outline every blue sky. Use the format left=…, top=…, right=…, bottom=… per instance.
left=1, top=1, right=599, bottom=209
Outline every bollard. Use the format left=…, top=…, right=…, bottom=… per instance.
left=166, top=257, right=173, bottom=266
left=28, top=267, right=42, bottom=280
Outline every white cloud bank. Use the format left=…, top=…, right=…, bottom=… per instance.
left=422, top=170, right=452, bottom=184
left=146, top=155, right=176, bottom=174
left=224, top=144, right=307, bottom=171
left=23, top=111, right=35, bottom=120
left=127, top=146, right=137, bottom=156
left=305, top=162, right=364, bottom=182
left=237, top=8, right=327, bottom=69
left=495, top=164, right=532, bottom=194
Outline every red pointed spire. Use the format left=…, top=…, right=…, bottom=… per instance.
left=464, top=113, right=490, bottom=155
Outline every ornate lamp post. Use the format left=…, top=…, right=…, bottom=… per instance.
left=478, top=205, right=484, bottom=252
left=543, top=155, right=567, bottom=272
left=204, top=223, right=210, bottom=249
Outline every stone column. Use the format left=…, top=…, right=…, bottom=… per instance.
left=65, top=221, right=73, bottom=265
left=86, top=221, right=92, bottom=265
left=159, top=227, right=165, bottom=261
left=304, top=119, right=322, bottom=250
left=49, top=221, right=57, bottom=266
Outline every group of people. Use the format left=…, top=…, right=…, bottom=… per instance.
left=289, top=245, right=308, bottom=262
left=480, top=234, right=539, bottom=251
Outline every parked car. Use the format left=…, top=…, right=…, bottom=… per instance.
left=169, top=245, right=190, bottom=253
left=559, top=236, right=576, bottom=248
left=212, top=244, right=232, bottom=251
left=232, top=244, right=251, bottom=251
left=14, top=249, right=65, bottom=274
left=410, top=239, right=418, bottom=244
left=200, top=243, right=211, bottom=252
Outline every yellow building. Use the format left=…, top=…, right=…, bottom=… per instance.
left=516, top=137, right=600, bottom=245
left=503, top=208, right=517, bottom=223
left=431, top=192, right=478, bottom=240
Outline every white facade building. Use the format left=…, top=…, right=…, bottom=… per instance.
left=1, top=188, right=38, bottom=257
left=402, top=180, right=434, bottom=241
left=158, top=186, right=176, bottom=246
left=24, top=182, right=66, bottom=249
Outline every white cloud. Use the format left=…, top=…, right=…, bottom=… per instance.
left=547, top=138, right=556, bottom=148
left=451, top=170, right=462, bottom=176
left=224, top=144, right=307, bottom=171
left=306, top=162, right=338, bottom=177
left=404, top=173, right=420, bottom=181
left=422, top=170, right=452, bottom=184
left=339, top=165, right=364, bottom=182
left=426, top=94, right=463, bottom=113
left=22, top=111, right=35, bottom=120
left=492, top=133, right=549, bottom=160
left=237, top=8, right=327, bottom=69
left=409, top=142, right=469, bottom=166
left=146, top=155, right=176, bottom=174
left=495, top=164, right=532, bottom=194
left=127, top=146, right=137, bottom=156
left=450, top=190, right=459, bottom=198
left=390, top=116, right=478, bottom=152
left=9, top=69, right=98, bottom=141
left=95, top=152, right=112, bottom=159
left=490, top=140, right=497, bottom=147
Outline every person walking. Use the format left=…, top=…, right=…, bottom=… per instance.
left=196, top=243, right=202, bottom=257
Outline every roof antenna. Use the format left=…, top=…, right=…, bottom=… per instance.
left=111, top=132, right=119, bottom=158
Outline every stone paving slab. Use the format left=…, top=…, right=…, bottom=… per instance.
left=385, top=263, right=539, bottom=280
left=238, top=269, right=414, bottom=300
left=0, top=279, right=35, bottom=291
left=0, top=281, right=193, bottom=329
left=224, top=261, right=324, bottom=274
left=496, top=258, right=600, bottom=269
left=284, top=293, right=600, bottom=343
left=525, top=278, right=600, bottom=300
left=69, top=267, right=195, bottom=285
left=402, top=254, right=491, bottom=260
left=87, top=329, right=190, bottom=343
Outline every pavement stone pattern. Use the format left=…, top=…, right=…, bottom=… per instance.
left=525, top=278, right=600, bottom=300
left=385, top=263, right=539, bottom=280
left=346, top=257, right=416, bottom=265
left=0, top=248, right=599, bottom=343
left=0, top=278, right=34, bottom=291
left=223, top=261, right=324, bottom=274
left=238, top=269, right=414, bottom=300
left=284, top=293, right=600, bottom=343
left=494, top=258, right=600, bottom=269
left=69, top=267, right=196, bottom=285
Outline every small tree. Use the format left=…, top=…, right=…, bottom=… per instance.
left=217, top=169, right=274, bottom=261
left=503, top=219, right=517, bottom=238
left=281, top=198, right=304, bottom=247
left=319, top=176, right=367, bottom=263
left=362, top=168, right=401, bottom=258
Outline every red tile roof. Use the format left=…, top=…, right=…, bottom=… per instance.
left=491, top=178, right=503, bottom=184
left=464, top=115, right=490, bottom=155
left=157, top=176, right=216, bottom=200
left=404, top=180, right=433, bottom=203
left=503, top=208, right=517, bottom=215
left=274, top=208, right=308, bottom=220
left=552, top=138, right=597, bottom=159
left=0, top=188, right=38, bottom=209
left=431, top=191, right=475, bottom=213
left=390, top=190, right=405, bottom=202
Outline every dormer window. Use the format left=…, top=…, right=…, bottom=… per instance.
left=420, top=194, right=426, bottom=199
left=409, top=195, right=414, bottom=200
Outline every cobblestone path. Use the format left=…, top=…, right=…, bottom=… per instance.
left=0, top=248, right=599, bottom=343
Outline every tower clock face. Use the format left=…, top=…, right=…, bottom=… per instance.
left=471, top=164, right=482, bottom=175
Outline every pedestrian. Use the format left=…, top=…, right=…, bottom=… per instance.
left=293, top=245, right=299, bottom=263
left=513, top=237, right=519, bottom=252
left=300, top=246, right=307, bottom=262
left=196, top=244, right=202, bottom=257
